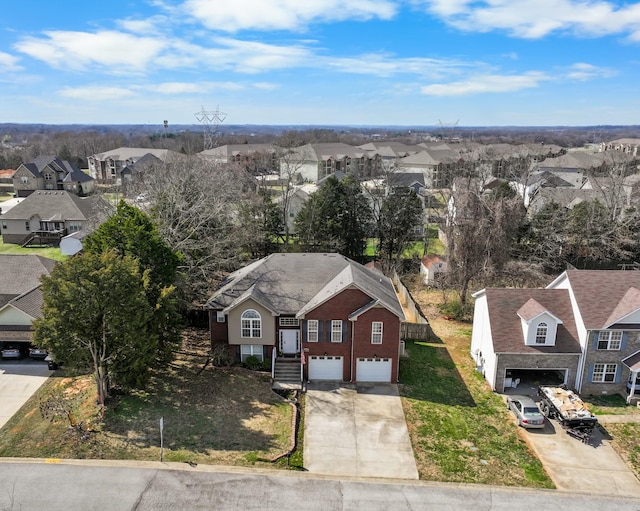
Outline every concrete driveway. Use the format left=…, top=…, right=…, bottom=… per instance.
left=304, top=382, right=418, bottom=479
left=522, top=416, right=640, bottom=495
left=0, top=362, right=53, bottom=429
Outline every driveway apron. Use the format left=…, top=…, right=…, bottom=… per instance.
left=523, top=417, right=640, bottom=495
left=304, top=382, right=418, bottom=479
left=0, top=363, right=52, bottom=429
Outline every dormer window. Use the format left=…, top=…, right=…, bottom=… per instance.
left=535, top=322, right=548, bottom=344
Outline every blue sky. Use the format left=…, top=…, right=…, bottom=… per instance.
left=1, top=0, right=639, bottom=126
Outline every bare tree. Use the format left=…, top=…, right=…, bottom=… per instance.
left=132, top=155, right=255, bottom=302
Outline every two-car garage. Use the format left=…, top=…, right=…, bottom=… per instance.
left=307, top=355, right=393, bottom=382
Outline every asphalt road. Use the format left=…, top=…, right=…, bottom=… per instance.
left=0, top=460, right=639, bottom=511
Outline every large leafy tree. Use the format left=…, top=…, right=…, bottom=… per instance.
left=295, top=176, right=372, bottom=261
left=34, top=251, right=154, bottom=403
left=84, top=202, right=182, bottom=363
left=377, top=189, right=424, bottom=272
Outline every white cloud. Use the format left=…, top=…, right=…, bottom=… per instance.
left=0, top=51, right=21, bottom=71
left=59, top=86, right=137, bottom=101
left=565, top=62, right=616, bottom=80
left=421, top=72, right=550, bottom=96
left=327, top=53, right=470, bottom=78
left=144, top=81, right=245, bottom=94
left=182, top=0, right=397, bottom=31
left=15, top=31, right=166, bottom=72
left=116, top=16, right=171, bottom=35
left=253, top=82, right=279, bottom=90
left=418, top=0, right=640, bottom=39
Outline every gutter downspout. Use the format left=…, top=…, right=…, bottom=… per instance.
left=350, top=319, right=355, bottom=383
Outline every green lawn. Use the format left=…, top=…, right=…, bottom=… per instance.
left=0, top=190, right=14, bottom=202
left=400, top=338, right=553, bottom=487
left=0, top=238, right=67, bottom=261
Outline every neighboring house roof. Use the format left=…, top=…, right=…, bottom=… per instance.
left=483, top=288, right=581, bottom=354
left=200, top=144, right=276, bottom=158
left=90, top=147, right=179, bottom=162
left=525, top=171, right=574, bottom=188
left=288, top=143, right=370, bottom=162
left=7, top=287, right=44, bottom=319
left=549, top=270, right=640, bottom=330
left=421, top=254, right=445, bottom=270
left=120, top=153, right=163, bottom=176
left=0, top=254, right=55, bottom=297
left=206, top=253, right=405, bottom=320
left=387, top=172, right=426, bottom=188
left=622, top=350, right=640, bottom=371
left=0, top=191, right=107, bottom=222
left=398, top=151, right=440, bottom=166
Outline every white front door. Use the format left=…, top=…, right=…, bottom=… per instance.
left=279, top=330, right=300, bottom=354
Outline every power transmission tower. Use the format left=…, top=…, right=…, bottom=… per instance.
left=194, top=105, right=226, bottom=150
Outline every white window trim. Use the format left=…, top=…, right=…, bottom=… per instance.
left=593, top=363, right=617, bottom=383
left=216, top=311, right=225, bottom=323
left=279, top=317, right=300, bottom=327
left=371, top=321, right=383, bottom=344
left=241, top=309, right=262, bottom=338
left=535, top=322, right=548, bottom=344
left=307, top=320, right=319, bottom=342
left=331, top=320, right=342, bottom=343
left=597, top=331, right=622, bottom=350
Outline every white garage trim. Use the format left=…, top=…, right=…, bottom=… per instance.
left=309, top=355, right=343, bottom=381
left=356, top=357, right=392, bottom=382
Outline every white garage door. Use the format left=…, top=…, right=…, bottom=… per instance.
left=356, top=358, right=392, bottom=382
left=308, top=356, right=343, bottom=380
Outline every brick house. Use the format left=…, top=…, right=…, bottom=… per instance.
left=206, top=253, right=405, bottom=384
left=471, top=270, right=640, bottom=402
left=12, top=156, right=95, bottom=197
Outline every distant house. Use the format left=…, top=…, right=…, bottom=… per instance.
left=420, top=254, right=446, bottom=286
left=471, top=270, right=640, bottom=402
left=206, top=253, right=405, bottom=384
left=0, top=190, right=109, bottom=246
left=0, top=254, right=56, bottom=347
left=280, top=143, right=381, bottom=183
left=200, top=144, right=278, bottom=174
left=12, top=156, right=95, bottom=197
left=88, top=147, right=182, bottom=183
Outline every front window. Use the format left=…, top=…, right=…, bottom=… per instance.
left=535, top=322, right=548, bottom=344
left=597, top=331, right=622, bottom=350
left=593, top=363, right=617, bottom=383
left=241, top=344, right=263, bottom=362
left=371, top=322, right=383, bottom=344
left=25, top=221, right=30, bottom=232
left=307, top=320, right=319, bottom=342
left=21, top=176, right=28, bottom=184
left=331, top=320, right=342, bottom=343
left=241, top=309, right=261, bottom=338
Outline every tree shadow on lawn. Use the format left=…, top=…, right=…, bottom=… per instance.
left=399, top=339, right=476, bottom=407
left=103, top=361, right=290, bottom=459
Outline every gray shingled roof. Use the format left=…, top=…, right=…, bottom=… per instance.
left=0, top=191, right=106, bottom=221
left=8, top=287, right=44, bottom=319
left=207, top=253, right=404, bottom=319
left=0, top=255, right=55, bottom=297
left=556, top=270, right=640, bottom=330
left=485, top=288, right=581, bottom=354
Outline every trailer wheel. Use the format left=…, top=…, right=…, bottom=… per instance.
left=540, top=402, right=550, bottom=417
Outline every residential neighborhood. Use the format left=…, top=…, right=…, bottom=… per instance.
left=1, top=128, right=640, bottom=500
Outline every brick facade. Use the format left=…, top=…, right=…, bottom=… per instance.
left=301, top=288, right=401, bottom=382
left=495, top=353, right=581, bottom=393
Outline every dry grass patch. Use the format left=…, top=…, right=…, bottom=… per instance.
left=604, top=423, right=640, bottom=480
left=0, top=329, right=293, bottom=467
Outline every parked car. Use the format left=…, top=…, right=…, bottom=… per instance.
left=0, top=342, right=28, bottom=360
left=28, top=345, right=48, bottom=360
left=506, top=395, right=545, bottom=429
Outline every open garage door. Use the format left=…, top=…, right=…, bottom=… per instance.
left=356, top=358, right=392, bottom=382
left=503, top=369, right=567, bottom=394
left=308, top=356, right=343, bottom=381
